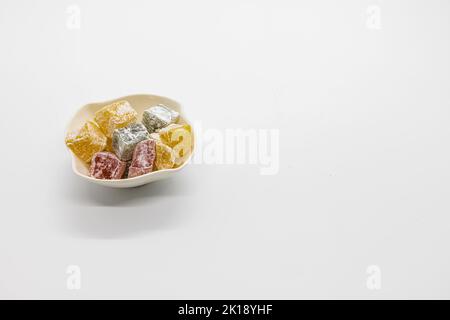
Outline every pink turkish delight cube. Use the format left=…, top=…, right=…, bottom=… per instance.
left=128, top=139, right=156, bottom=178
left=90, top=152, right=126, bottom=180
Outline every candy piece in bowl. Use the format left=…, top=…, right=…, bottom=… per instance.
left=155, top=141, right=176, bottom=170
left=90, top=152, right=127, bottom=180
left=128, top=139, right=156, bottom=178
left=142, top=104, right=179, bottom=133
left=112, top=123, right=150, bottom=161
left=94, top=100, right=138, bottom=138
left=158, top=124, right=193, bottom=166
left=149, top=132, right=176, bottom=170
left=65, top=121, right=107, bottom=163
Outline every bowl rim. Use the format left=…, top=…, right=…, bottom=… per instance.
left=66, top=93, right=195, bottom=183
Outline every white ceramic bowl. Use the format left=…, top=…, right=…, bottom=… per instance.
left=65, top=94, right=194, bottom=188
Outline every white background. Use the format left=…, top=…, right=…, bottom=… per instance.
left=0, top=0, right=449, bottom=299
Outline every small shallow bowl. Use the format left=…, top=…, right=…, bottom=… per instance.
left=65, top=94, right=194, bottom=188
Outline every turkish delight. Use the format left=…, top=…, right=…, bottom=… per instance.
left=94, top=100, right=138, bottom=138
left=158, top=124, right=193, bottom=166
left=150, top=133, right=176, bottom=170
left=142, top=104, right=179, bottom=133
left=128, top=139, right=156, bottom=178
left=65, top=121, right=107, bottom=163
left=89, top=152, right=126, bottom=179
left=155, top=141, right=176, bottom=170
left=112, top=123, right=150, bottom=161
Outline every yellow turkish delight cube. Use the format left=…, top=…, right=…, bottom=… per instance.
left=65, top=121, right=107, bottom=163
left=158, top=124, right=193, bottom=167
left=156, top=141, right=176, bottom=170
left=94, top=100, right=138, bottom=138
